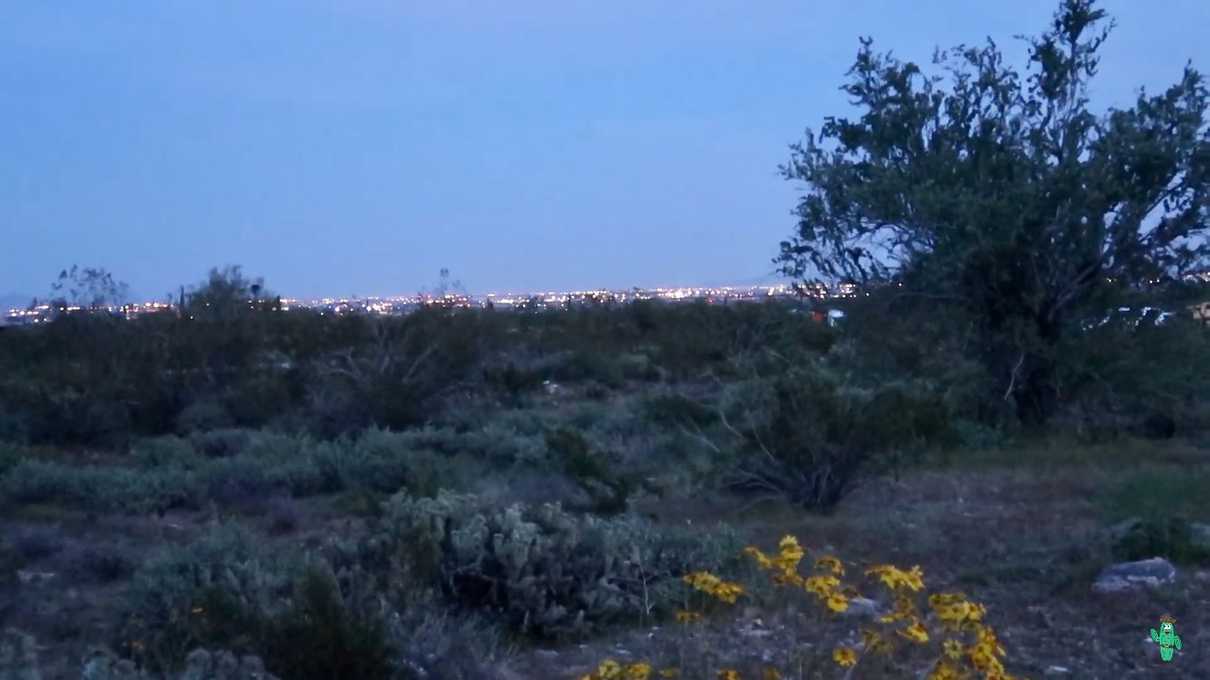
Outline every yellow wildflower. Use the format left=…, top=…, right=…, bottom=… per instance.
left=814, top=555, right=845, bottom=576
left=825, top=591, right=850, bottom=613
left=761, top=668, right=782, bottom=680
left=717, top=670, right=741, bottom=680
left=803, top=574, right=840, bottom=597
left=743, top=546, right=773, bottom=570
left=625, top=662, right=653, bottom=680
left=942, top=638, right=963, bottom=660
left=929, top=593, right=986, bottom=630
left=897, top=618, right=930, bottom=644
left=865, top=564, right=925, bottom=592
left=683, top=571, right=744, bottom=604
left=597, top=660, right=623, bottom=680
left=832, top=646, right=858, bottom=668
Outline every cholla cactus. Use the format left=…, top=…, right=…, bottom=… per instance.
left=377, top=490, right=739, bottom=638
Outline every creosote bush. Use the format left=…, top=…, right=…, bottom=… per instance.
left=721, top=361, right=953, bottom=512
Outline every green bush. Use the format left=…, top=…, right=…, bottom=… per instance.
left=130, top=435, right=199, bottom=468
left=0, top=459, right=200, bottom=514
left=260, top=564, right=395, bottom=680
left=720, top=361, right=954, bottom=512
left=1111, top=516, right=1210, bottom=565
left=544, top=427, right=634, bottom=515
left=374, top=491, right=741, bottom=639
left=640, top=393, right=717, bottom=427
left=119, top=523, right=299, bottom=670
left=190, top=428, right=253, bottom=458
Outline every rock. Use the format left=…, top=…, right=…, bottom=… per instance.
left=1092, top=557, right=1177, bottom=593
left=840, top=597, right=881, bottom=620
left=0, top=628, right=41, bottom=680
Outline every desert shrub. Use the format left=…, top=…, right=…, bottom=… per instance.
left=544, top=427, right=634, bottom=515
left=1059, top=316, right=1210, bottom=439
left=373, top=491, right=742, bottom=639
left=0, top=405, right=29, bottom=444
left=120, top=523, right=300, bottom=670
left=190, top=428, right=253, bottom=458
left=265, top=497, right=301, bottom=535
left=640, top=393, right=717, bottom=428
left=551, top=351, right=625, bottom=388
left=175, top=398, right=235, bottom=434
left=0, top=538, right=25, bottom=586
left=0, top=443, right=23, bottom=480
left=67, top=545, right=135, bottom=583
left=1111, top=516, right=1210, bottom=565
left=202, top=457, right=285, bottom=510
left=719, top=361, right=953, bottom=512
left=1100, top=468, right=1210, bottom=523
left=223, top=373, right=296, bottom=428
left=12, top=526, right=64, bottom=561
left=0, top=458, right=201, bottom=515
left=130, top=435, right=199, bottom=468
left=260, top=564, right=395, bottom=680
left=483, top=361, right=545, bottom=400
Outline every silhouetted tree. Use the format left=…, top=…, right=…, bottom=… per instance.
left=776, top=0, right=1209, bottom=425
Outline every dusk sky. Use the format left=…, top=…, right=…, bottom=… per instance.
left=3, top=1, right=1208, bottom=302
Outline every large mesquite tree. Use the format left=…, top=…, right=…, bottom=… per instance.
left=776, top=0, right=1209, bottom=425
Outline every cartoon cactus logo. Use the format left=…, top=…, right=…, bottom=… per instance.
left=1149, top=614, right=1182, bottom=663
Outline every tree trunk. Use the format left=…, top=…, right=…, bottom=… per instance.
left=1015, top=352, right=1058, bottom=427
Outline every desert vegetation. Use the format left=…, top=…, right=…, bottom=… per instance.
left=2, top=1, right=1209, bottom=678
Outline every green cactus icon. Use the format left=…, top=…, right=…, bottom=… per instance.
left=1149, top=614, right=1182, bottom=662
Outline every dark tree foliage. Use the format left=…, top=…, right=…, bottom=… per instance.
left=49, top=265, right=130, bottom=312
left=776, top=0, right=1209, bottom=424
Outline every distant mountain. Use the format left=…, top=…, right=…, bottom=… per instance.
left=0, top=293, right=35, bottom=312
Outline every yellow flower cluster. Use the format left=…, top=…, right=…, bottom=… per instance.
left=865, top=564, right=925, bottom=592
left=738, top=535, right=1025, bottom=678
left=968, top=624, right=1011, bottom=679
left=744, top=535, right=807, bottom=587
left=578, top=660, right=654, bottom=680
left=925, top=623, right=1016, bottom=680
left=929, top=592, right=987, bottom=631
left=747, top=536, right=851, bottom=613
left=683, top=571, right=745, bottom=604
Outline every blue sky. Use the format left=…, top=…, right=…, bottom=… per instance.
left=2, top=1, right=1207, bottom=301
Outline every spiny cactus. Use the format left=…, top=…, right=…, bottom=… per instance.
left=80, top=646, right=279, bottom=680
left=376, top=491, right=740, bottom=639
